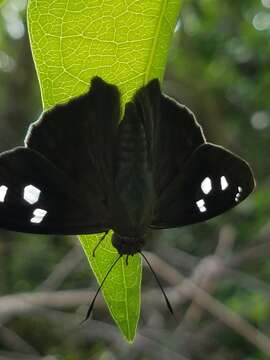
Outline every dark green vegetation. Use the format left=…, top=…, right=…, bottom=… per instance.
left=0, top=0, right=269, bottom=358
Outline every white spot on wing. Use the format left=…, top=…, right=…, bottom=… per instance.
left=33, top=209, right=47, bottom=217
left=196, top=199, right=207, bottom=213
left=30, top=208, right=47, bottom=224
left=24, top=185, right=41, bottom=205
left=235, top=186, right=243, bottom=203
left=0, top=185, right=8, bottom=202
left=221, top=176, right=229, bottom=190
left=201, top=177, right=212, bottom=195
left=30, top=217, right=43, bottom=224
left=196, top=199, right=205, bottom=207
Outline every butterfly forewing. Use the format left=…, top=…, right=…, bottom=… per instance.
left=26, top=77, right=120, bottom=202
left=0, top=77, right=121, bottom=234
left=132, top=81, right=206, bottom=197
left=151, top=143, right=255, bottom=228
left=153, top=93, right=206, bottom=196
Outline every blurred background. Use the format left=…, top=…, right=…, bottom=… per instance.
left=0, top=0, right=269, bottom=359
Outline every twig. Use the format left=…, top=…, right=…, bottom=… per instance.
left=158, top=246, right=198, bottom=272
left=227, top=269, right=270, bottom=298
left=0, top=325, right=40, bottom=356
left=36, top=244, right=84, bottom=291
left=80, top=319, right=190, bottom=360
left=178, top=225, right=236, bottom=332
left=0, top=289, right=98, bottom=322
left=229, top=241, right=270, bottom=268
left=0, top=351, right=46, bottom=360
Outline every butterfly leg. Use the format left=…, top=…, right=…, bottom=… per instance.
left=92, top=231, right=109, bottom=257
left=125, top=255, right=129, bottom=266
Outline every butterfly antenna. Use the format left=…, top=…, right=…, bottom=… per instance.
left=81, top=253, right=122, bottom=324
left=140, top=251, right=174, bottom=315
left=92, top=231, right=109, bottom=257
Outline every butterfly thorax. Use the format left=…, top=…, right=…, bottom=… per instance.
left=112, top=233, right=146, bottom=255
left=111, top=103, right=154, bottom=255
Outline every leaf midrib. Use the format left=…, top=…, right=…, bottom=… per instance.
left=144, top=0, right=169, bottom=83
left=121, top=259, right=131, bottom=340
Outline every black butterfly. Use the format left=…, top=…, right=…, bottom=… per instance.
left=0, top=77, right=255, bottom=256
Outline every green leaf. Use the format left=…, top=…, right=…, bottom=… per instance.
left=27, top=0, right=182, bottom=341
left=28, top=0, right=182, bottom=109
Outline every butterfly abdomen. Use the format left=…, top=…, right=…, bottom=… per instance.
left=112, top=102, right=154, bottom=238
left=118, top=110, right=147, bottom=170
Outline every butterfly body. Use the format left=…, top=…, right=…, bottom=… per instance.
left=0, top=77, right=255, bottom=255
left=111, top=102, right=154, bottom=254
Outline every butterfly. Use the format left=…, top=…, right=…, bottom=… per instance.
left=0, top=77, right=255, bottom=256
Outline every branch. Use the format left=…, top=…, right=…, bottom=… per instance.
left=1, top=235, right=270, bottom=355
left=0, top=325, right=40, bottom=356
left=0, top=282, right=270, bottom=355
left=0, top=289, right=95, bottom=322
left=36, top=244, right=84, bottom=291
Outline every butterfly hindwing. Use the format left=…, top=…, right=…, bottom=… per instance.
left=151, top=143, right=255, bottom=228
left=0, top=147, right=111, bottom=234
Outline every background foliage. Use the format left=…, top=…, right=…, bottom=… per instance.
left=0, top=0, right=269, bottom=359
